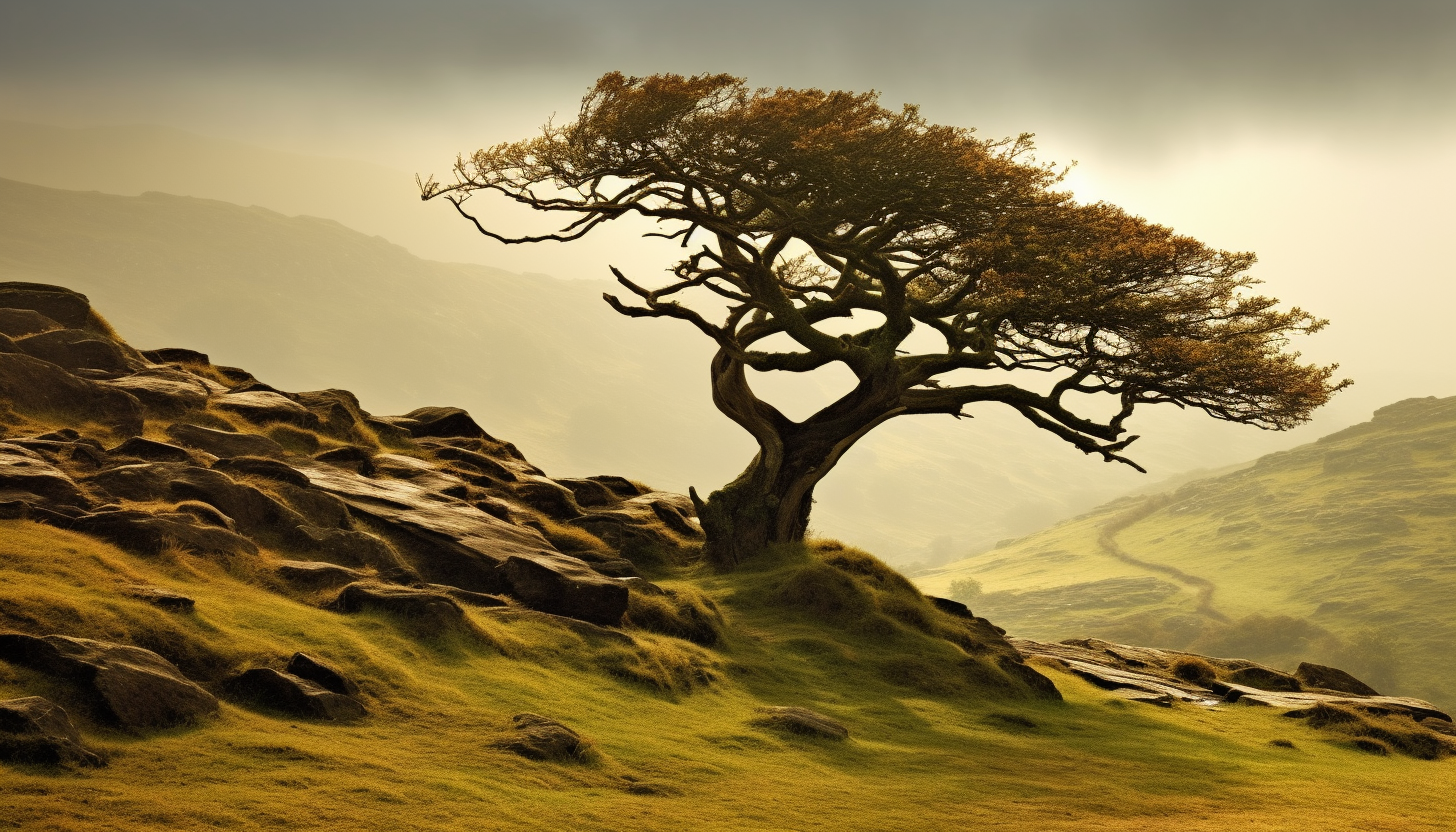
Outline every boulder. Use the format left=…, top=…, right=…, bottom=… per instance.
left=173, top=500, right=236, bottom=530
left=510, top=478, right=583, bottom=519
left=751, top=706, right=849, bottom=740
left=107, top=436, right=195, bottom=463
left=500, top=713, right=585, bottom=761
left=554, top=478, right=620, bottom=507
left=294, top=527, right=416, bottom=579
left=123, top=585, right=196, bottom=611
left=141, top=347, right=210, bottom=366
left=214, top=391, right=319, bottom=428
left=927, top=596, right=974, bottom=619
left=313, top=446, right=376, bottom=476
left=421, top=443, right=517, bottom=483
left=213, top=456, right=310, bottom=487
left=586, top=475, right=648, bottom=498
left=275, top=560, right=370, bottom=591
left=0, top=696, right=101, bottom=767
left=165, top=423, right=285, bottom=459
left=1296, top=662, right=1381, bottom=696
left=285, top=652, right=359, bottom=696
left=401, top=406, right=492, bottom=440
left=0, top=634, right=218, bottom=730
left=293, top=389, right=373, bottom=440
left=499, top=554, right=630, bottom=626
left=0, top=308, right=60, bottom=338
left=225, top=668, right=365, bottom=720
left=1228, top=666, right=1303, bottom=692
left=275, top=483, right=354, bottom=529
left=104, top=368, right=211, bottom=415
left=329, top=582, right=468, bottom=629
left=0, top=443, right=89, bottom=507
left=15, top=328, right=137, bottom=374
left=0, top=353, right=144, bottom=436
left=89, top=462, right=311, bottom=545
left=0, top=283, right=95, bottom=330
left=71, top=509, right=259, bottom=557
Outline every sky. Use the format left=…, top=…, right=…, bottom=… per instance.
left=2, top=0, right=1455, bottom=557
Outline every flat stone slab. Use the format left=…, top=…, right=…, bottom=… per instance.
left=1061, top=659, right=1218, bottom=704
left=1211, top=681, right=1451, bottom=721
left=751, top=706, right=849, bottom=740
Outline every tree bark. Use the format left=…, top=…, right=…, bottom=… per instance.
left=697, top=349, right=903, bottom=569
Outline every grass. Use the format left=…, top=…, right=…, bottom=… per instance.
left=2, top=521, right=1453, bottom=831
left=919, top=396, right=1456, bottom=707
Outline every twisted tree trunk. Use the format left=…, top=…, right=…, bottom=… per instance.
left=696, top=349, right=903, bottom=569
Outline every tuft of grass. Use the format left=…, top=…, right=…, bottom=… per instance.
left=1171, top=656, right=1219, bottom=686
left=1290, top=702, right=1455, bottom=760
left=623, top=585, right=724, bottom=646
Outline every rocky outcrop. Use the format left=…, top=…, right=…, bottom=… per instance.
left=285, top=652, right=359, bottom=696
left=1296, top=662, right=1381, bottom=696
left=225, top=668, right=365, bottom=721
left=0, top=634, right=218, bottom=730
left=0, top=696, right=102, bottom=766
left=751, top=706, right=849, bottom=740
left=329, top=582, right=469, bottom=630
left=1011, top=637, right=1451, bottom=723
left=0, top=281, right=700, bottom=633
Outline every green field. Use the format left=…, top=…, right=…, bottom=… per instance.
left=919, top=396, right=1456, bottom=708
left=3, top=520, right=1452, bottom=831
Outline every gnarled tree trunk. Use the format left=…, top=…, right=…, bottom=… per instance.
left=696, top=349, right=903, bottom=569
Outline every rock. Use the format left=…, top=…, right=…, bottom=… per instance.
left=213, top=456, right=310, bottom=487
left=510, top=478, right=583, bottom=519
left=499, top=554, right=630, bottom=626
left=751, top=706, right=849, bottom=740
left=313, top=446, right=377, bottom=476
left=1212, top=681, right=1451, bottom=721
left=141, top=347, right=210, bottom=366
left=165, top=423, right=285, bottom=459
left=0, top=283, right=95, bottom=330
left=71, top=509, right=259, bottom=557
left=295, top=461, right=562, bottom=593
left=0, top=696, right=101, bottom=767
left=590, top=558, right=641, bottom=578
left=329, top=582, right=468, bottom=629
left=554, top=478, right=622, bottom=507
left=1108, top=688, right=1174, bottom=706
left=996, top=655, right=1064, bottom=700
left=276, top=560, right=371, bottom=591
left=16, top=328, right=137, bottom=373
left=293, top=527, right=417, bottom=579
left=225, top=668, right=365, bottom=720
left=1228, top=666, right=1302, bottom=692
left=0, top=353, right=144, bottom=436
left=0, top=443, right=89, bottom=507
left=0, top=634, right=218, bottom=730
left=275, top=483, right=354, bottom=529
left=571, top=492, right=703, bottom=548
left=401, top=406, right=493, bottom=440
left=107, top=436, right=195, bottom=463
left=0, top=308, right=60, bottom=338
left=927, top=596, right=974, bottom=619
left=1296, top=662, right=1381, bottom=696
left=173, top=500, right=236, bottom=530
left=586, top=475, right=648, bottom=498
left=1059, top=659, right=1214, bottom=703
left=123, top=585, right=196, bottom=611
left=417, top=441, right=520, bottom=482
left=293, top=389, right=373, bottom=441
left=89, top=462, right=312, bottom=546
left=104, top=368, right=211, bottom=415
left=214, top=390, right=320, bottom=428
left=500, top=713, right=585, bottom=761
left=285, top=652, right=359, bottom=696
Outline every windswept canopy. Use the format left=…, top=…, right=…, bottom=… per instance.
left=422, top=72, right=1347, bottom=473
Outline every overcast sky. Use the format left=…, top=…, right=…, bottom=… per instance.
left=3, top=0, right=1454, bottom=441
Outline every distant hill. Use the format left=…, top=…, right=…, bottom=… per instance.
left=918, top=396, right=1456, bottom=706
left=0, top=173, right=1318, bottom=562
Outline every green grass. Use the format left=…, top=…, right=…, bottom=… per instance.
left=920, top=396, right=1456, bottom=707
left=2, top=520, right=1453, bottom=831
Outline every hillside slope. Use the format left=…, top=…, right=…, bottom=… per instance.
left=919, top=396, right=1456, bottom=707
left=0, top=175, right=1302, bottom=564
left=0, top=282, right=1451, bottom=831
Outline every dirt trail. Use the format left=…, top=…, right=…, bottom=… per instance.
left=1096, top=496, right=1229, bottom=622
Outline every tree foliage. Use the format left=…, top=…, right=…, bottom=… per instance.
left=422, top=72, right=1348, bottom=565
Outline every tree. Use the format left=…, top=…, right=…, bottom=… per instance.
left=421, top=72, right=1348, bottom=568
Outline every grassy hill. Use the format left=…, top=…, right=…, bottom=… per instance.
left=918, top=396, right=1456, bottom=707
left=0, top=174, right=1304, bottom=566
left=6, top=521, right=1452, bottom=831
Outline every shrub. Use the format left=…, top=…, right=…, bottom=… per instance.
left=946, top=578, right=983, bottom=604
left=1170, top=656, right=1219, bottom=686
left=623, top=586, right=724, bottom=646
